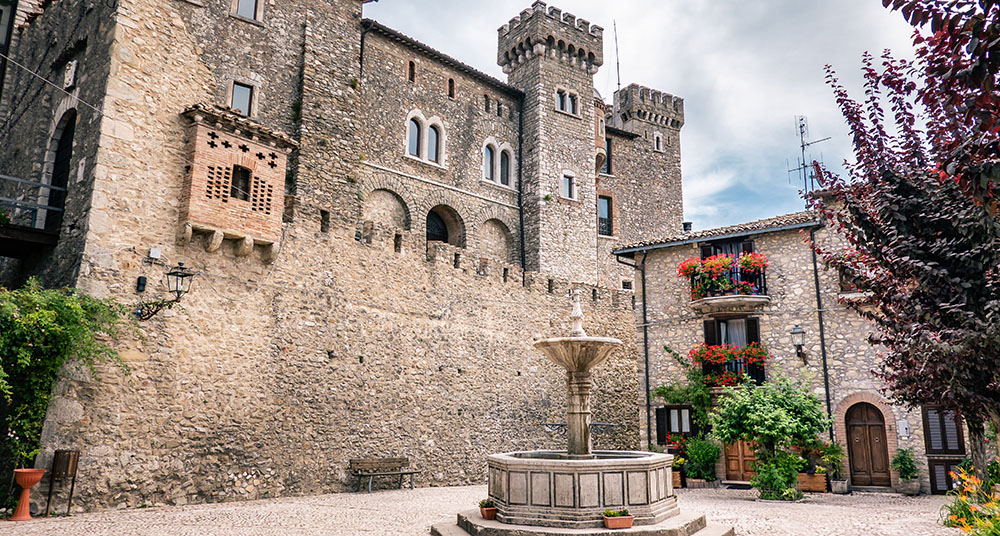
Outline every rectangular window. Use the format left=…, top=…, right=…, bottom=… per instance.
left=601, top=137, right=612, bottom=174
left=231, top=82, right=254, bottom=116
left=598, top=196, right=613, bottom=236
left=655, top=405, right=694, bottom=444
left=561, top=175, right=575, bottom=199
left=569, top=94, right=578, bottom=115
left=556, top=90, right=566, bottom=111
left=622, top=280, right=632, bottom=290
left=230, top=165, right=251, bottom=201
left=0, top=1, right=14, bottom=100
left=703, top=318, right=765, bottom=384
left=235, top=0, right=258, bottom=20
left=923, top=406, right=965, bottom=455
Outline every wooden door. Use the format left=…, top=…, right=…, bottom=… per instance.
left=724, top=441, right=756, bottom=481
left=847, top=403, right=891, bottom=486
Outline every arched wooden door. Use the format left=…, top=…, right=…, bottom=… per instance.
left=847, top=402, right=891, bottom=486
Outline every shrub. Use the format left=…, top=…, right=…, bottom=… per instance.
left=752, top=450, right=804, bottom=501
left=819, top=442, right=847, bottom=480
left=891, top=447, right=919, bottom=481
left=479, top=498, right=495, bottom=508
left=942, top=467, right=1000, bottom=534
left=603, top=508, right=630, bottom=517
left=685, top=437, right=720, bottom=481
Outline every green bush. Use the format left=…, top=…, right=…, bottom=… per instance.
left=891, top=447, right=919, bottom=480
left=479, top=498, right=494, bottom=508
left=685, top=437, right=720, bottom=481
left=603, top=508, right=630, bottom=517
left=752, top=450, right=804, bottom=501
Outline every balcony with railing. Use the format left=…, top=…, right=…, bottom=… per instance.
left=678, top=253, right=771, bottom=314
left=690, top=342, right=767, bottom=387
left=0, top=173, right=64, bottom=258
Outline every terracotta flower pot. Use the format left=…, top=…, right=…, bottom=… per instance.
left=672, top=469, right=683, bottom=489
left=10, top=469, right=46, bottom=522
left=604, top=515, right=634, bottom=529
left=480, top=506, right=497, bottom=520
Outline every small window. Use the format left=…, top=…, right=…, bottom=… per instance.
left=427, top=125, right=440, bottom=163
left=556, top=90, right=567, bottom=111
left=484, top=94, right=490, bottom=113
left=655, top=405, right=695, bottom=444
left=601, top=137, right=612, bottom=174
left=235, top=0, right=258, bottom=20
left=654, top=133, right=663, bottom=152
left=561, top=174, right=575, bottom=199
left=448, top=78, right=455, bottom=98
left=484, top=145, right=495, bottom=181
left=231, top=82, right=253, bottom=116
left=569, top=94, right=578, bottom=115
left=231, top=165, right=251, bottom=201
left=622, top=280, right=632, bottom=290
left=408, top=118, right=421, bottom=156
left=598, top=196, right=612, bottom=236
left=408, top=61, right=416, bottom=83
left=499, top=151, right=510, bottom=186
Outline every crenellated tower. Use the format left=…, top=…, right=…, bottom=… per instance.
left=612, top=83, right=685, bottom=150
left=498, top=1, right=604, bottom=282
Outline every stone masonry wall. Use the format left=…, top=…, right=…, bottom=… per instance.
left=636, top=224, right=936, bottom=493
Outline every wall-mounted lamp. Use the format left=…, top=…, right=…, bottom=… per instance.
left=790, top=324, right=806, bottom=363
left=135, top=262, right=197, bottom=321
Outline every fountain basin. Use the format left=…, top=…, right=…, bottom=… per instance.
left=487, top=450, right=677, bottom=529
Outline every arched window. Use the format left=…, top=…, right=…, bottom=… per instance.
left=408, top=61, right=416, bottom=82
left=448, top=78, right=455, bottom=98
left=44, top=110, right=76, bottom=232
left=484, top=145, right=495, bottom=181
left=499, top=151, right=510, bottom=186
left=496, top=103, right=503, bottom=117
left=408, top=118, right=421, bottom=156
left=654, top=133, right=663, bottom=152
left=427, top=125, right=440, bottom=163
left=427, top=210, right=448, bottom=243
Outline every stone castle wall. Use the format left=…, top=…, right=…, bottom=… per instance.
left=636, top=225, right=935, bottom=493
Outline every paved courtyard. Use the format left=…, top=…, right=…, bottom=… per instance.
left=6, top=485, right=956, bottom=535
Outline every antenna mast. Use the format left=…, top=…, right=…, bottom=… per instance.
left=613, top=20, right=621, bottom=91
left=787, top=116, right=830, bottom=206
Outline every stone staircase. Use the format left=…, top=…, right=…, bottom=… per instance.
left=430, top=510, right=735, bottom=536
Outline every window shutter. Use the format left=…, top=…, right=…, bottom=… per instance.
left=700, top=244, right=714, bottom=259
left=655, top=407, right=667, bottom=444
left=741, top=240, right=754, bottom=254
left=703, top=320, right=718, bottom=345
left=746, top=317, right=760, bottom=344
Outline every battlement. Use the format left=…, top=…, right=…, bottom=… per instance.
left=613, top=83, right=685, bottom=129
left=497, top=2, right=604, bottom=74
left=355, top=220, right=632, bottom=310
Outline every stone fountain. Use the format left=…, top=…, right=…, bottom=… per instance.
left=431, top=290, right=733, bottom=536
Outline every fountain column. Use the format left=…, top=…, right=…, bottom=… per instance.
left=566, top=370, right=594, bottom=458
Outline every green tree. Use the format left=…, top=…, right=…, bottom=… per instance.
left=711, top=376, right=829, bottom=499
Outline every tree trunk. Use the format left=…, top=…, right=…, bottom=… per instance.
left=968, top=417, right=989, bottom=479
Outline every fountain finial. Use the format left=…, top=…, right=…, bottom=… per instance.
left=569, top=288, right=587, bottom=337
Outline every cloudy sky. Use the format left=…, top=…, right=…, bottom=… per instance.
left=364, top=0, right=917, bottom=231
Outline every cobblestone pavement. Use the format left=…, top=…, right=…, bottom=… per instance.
left=5, top=485, right=956, bottom=535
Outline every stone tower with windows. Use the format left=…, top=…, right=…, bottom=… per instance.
left=498, top=1, right=604, bottom=282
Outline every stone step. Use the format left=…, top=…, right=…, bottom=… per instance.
left=430, top=509, right=728, bottom=536
left=691, top=523, right=735, bottom=536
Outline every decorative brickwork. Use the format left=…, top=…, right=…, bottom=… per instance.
left=834, top=391, right=902, bottom=490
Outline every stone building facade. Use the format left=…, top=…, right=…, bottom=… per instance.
left=615, top=212, right=966, bottom=495
left=0, top=0, right=685, bottom=510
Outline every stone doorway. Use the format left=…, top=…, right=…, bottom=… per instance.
left=846, top=402, right=891, bottom=487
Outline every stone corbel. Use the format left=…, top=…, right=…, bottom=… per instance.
left=205, top=230, right=224, bottom=252
left=262, top=242, right=279, bottom=263
left=177, top=222, right=193, bottom=244
left=235, top=236, right=255, bottom=257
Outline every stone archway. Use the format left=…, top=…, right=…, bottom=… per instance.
left=478, top=218, right=514, bottom=263
left=426, top=204, right=464, bottom=247
left=38, top=109, right=77, bottom=232
left=363, top=188, right=410, bottom=230
left=834, top=392, right=901, bottom=489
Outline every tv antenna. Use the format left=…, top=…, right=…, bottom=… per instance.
left=613, top=20, right=621, bottom=91
left=787, top=115, right=830, bottom=205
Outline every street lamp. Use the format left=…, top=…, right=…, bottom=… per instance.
left=790, top=324, right=806, bottom=362
left=136, top=262, right=197, bottom=320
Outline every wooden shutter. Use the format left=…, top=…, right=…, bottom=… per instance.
left=923, top=406, right=965, bottom=455
left=655, top=407, right=667, bottom=444
left=700, top=244, right=714, bottom=259
left=703, top=319, right=718, bottom=345
left=741, top=240, right=754, bottom=254
left=746, top=318, right=760, bottom=344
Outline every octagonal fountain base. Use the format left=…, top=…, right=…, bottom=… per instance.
left=487, top=450, right=677, bottom=529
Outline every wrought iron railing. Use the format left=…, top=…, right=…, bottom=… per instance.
left=702, top=359, right=766, bottom=386
left=0, top=173, right=65, bottom=233
left=689, top=267, right=767, bottom=299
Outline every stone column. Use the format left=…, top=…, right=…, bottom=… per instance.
left=566, top=370, right=594, bottom=458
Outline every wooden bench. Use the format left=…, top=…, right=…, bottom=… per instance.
left=349, top=458, right=420, bottom=493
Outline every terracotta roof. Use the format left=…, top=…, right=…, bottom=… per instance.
left=614, top=210, right=821, bottom=255
left=364, top=20, right=524, bottom=98
left=606, top=125, right=640, bottom=139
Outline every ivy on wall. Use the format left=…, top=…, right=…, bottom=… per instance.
left=0, top=278, right=127, bottom=508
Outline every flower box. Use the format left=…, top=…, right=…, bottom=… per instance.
left=603, top=514, right=634, bottom=529
left=797, top=473, right=828, bottom=493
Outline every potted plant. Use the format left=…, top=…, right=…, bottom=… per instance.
left=737, top=252, right=769, bottom=274
left=821, top=442, right=849, bottom=494
left=672, top=456, right=686, bottom=488
left=479, top=498, right=498, bottom=520
left=603, top=508, right=633, bottom=529
left=797, top=464, right=828, bottom=493
left=891, top=448, right=921, bottom=495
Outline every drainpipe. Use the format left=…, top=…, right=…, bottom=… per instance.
left=809, top=228, right=834, bottom=441
left=616, top=252, right=652, bottom=447
left=516, top=95, right=527, bottom=281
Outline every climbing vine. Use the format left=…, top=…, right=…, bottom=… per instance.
left=0, top=278, right=128, bottom=505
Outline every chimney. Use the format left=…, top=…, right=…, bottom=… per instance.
left=682, top=221, right=692, bottom=233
